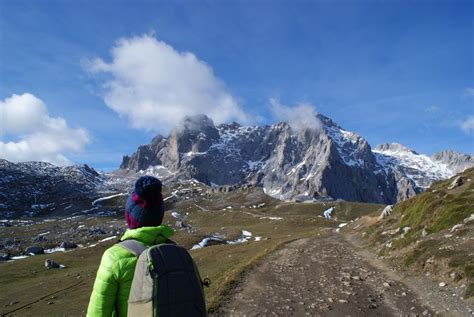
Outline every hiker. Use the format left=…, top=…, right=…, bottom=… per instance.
left=87, top=176, right=206, bottom=317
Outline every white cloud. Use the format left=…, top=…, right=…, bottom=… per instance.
left=270, top=99, right=322, bottom=132
left=0, top=93, right=90, bottom=166
left=460, top=115, right=474, bottom=134
left=87, top=34, right=248, bottom=132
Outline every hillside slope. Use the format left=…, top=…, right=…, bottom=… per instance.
left=349, top=167, right=474, bottom=299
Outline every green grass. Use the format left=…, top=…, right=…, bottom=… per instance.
left=394, top=169, right=474, bottom=236
left=358, top=168, right=474, bottom=299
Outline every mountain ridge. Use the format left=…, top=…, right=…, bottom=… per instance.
left=118, top=114, right=474, bottom=204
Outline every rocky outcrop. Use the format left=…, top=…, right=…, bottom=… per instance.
left=25, top=246, right=44, bottom=255
left=431, top=150, right=474, bottom=174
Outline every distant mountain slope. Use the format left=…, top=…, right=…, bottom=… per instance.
left=0, top=159, right=106, bottom=217
left=431, top=150, right=474, bottom=174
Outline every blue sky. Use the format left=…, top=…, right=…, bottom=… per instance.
left=1, top=0, right=473, bottom=171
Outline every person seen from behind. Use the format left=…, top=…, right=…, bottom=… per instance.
left=87, top=176, right=206, bottom=316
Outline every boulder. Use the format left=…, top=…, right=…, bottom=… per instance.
left=45, top=259, right=60, bottom=269
left=60, top=241, right=77, bottom=249
left=25, top=246, right=44, bottom=255
left=89, top=228, right=106, bottom=236
left=34, top=235, right=47, bottom=242
left=45, top=259, right=66, bottom=269
left=448, top=176, right=464, bottom=190
left=0, top=252, right=11, bottom=261
left=378, top=205, right=393, bottom=220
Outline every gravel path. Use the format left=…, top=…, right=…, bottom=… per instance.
left=217, top=229, right=471, bottom=316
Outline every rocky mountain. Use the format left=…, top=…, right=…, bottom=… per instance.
left=372, top=143, right=474, bottom=201
left=119, top=114, right=396, bottom=203
left=0, top=159, right=107, bottom=218
left=431, top=150, right=474, bottom=174
left=119, top=115, right=474, bottom=204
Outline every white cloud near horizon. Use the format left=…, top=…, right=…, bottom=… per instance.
left=460, top=115, right=474, bottom=134
left=87, top=34, right=248, bottom=132
left=0, top=93, right=90, bottom=166
left=269, top=99, right=322, bottom=132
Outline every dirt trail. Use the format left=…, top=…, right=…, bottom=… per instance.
left=217, top=229, right=472, bottom=316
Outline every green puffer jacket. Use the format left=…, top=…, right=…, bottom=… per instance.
left=87, top=225, right=174, bottom=317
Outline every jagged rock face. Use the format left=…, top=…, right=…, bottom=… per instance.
left=119, top=115, right=473, bottom=204
left=0, top=160, right=105, bottom=217
left=373, top=143, right=474, bottom=200
left=431, top=150, right=474, bottom=174
left=120, top=114, right=398, bottom=204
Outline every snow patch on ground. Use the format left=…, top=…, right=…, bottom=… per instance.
left=191, top=230, right=255, bottom=250
left=44, top=247, right=66, bottom=254
left=92, top=193, right=128, bottom=206
left=260, top=216, right=283, bottom=220
left=191, top=236, right=226, bottom=250
left=99, top=236, right=117, bottom=242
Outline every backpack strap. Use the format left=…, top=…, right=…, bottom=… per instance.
left=118, top=239, right=148, bottom=257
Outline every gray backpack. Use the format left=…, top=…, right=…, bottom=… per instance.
left=119, top=239, right=207, bottom=317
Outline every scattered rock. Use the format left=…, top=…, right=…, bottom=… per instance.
left=60, top=241, right=77, bottom=249
left=421, top=228, right=428, bottom=237
left=439, top=282, right=446, bottom=288
left=401, top=226, right=411, bottom=238
left=25, top=246, right=44, bottom=255
left=378, top=205, right=393, bottom=220
left=175, top=221, right=190, bottom=229
left=450, top=224, right=464, bottom=233
left=383, top=282, right=391, bottom=288
left=450, top=272, right=462, bottom=281
left=448, top=176, right=464, bottom=189
left=463, top=214, right=474, bottom=224
left=0, top=252, right=11, bottom=261
left=89, top=228, right=106, bottom=235
left=338, top=299, right=348, bottom=303
left=44, top=259, right=65, bottom=269
left=33, top=235, right=47, bottom=242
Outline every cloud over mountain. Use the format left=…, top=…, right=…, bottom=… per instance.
left=87, top=34, right=248, bottom=133
left=269, top=99, right=322, bottom=132
left=0, top=93, right=89, bottom=166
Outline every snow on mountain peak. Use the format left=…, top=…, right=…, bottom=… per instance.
left=373, top=143, right=453, bottom=189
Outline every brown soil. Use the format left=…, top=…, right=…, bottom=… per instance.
left=216, top=229, right=473, bottom=316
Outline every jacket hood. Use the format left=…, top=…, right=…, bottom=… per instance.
left=120, top=225, right=174, bottom=246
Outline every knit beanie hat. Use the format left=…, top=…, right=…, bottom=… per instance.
left=125, top=176, right=164, bottom=229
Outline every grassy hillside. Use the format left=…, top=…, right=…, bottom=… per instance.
left=356, top=168, right=474, bottom=299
